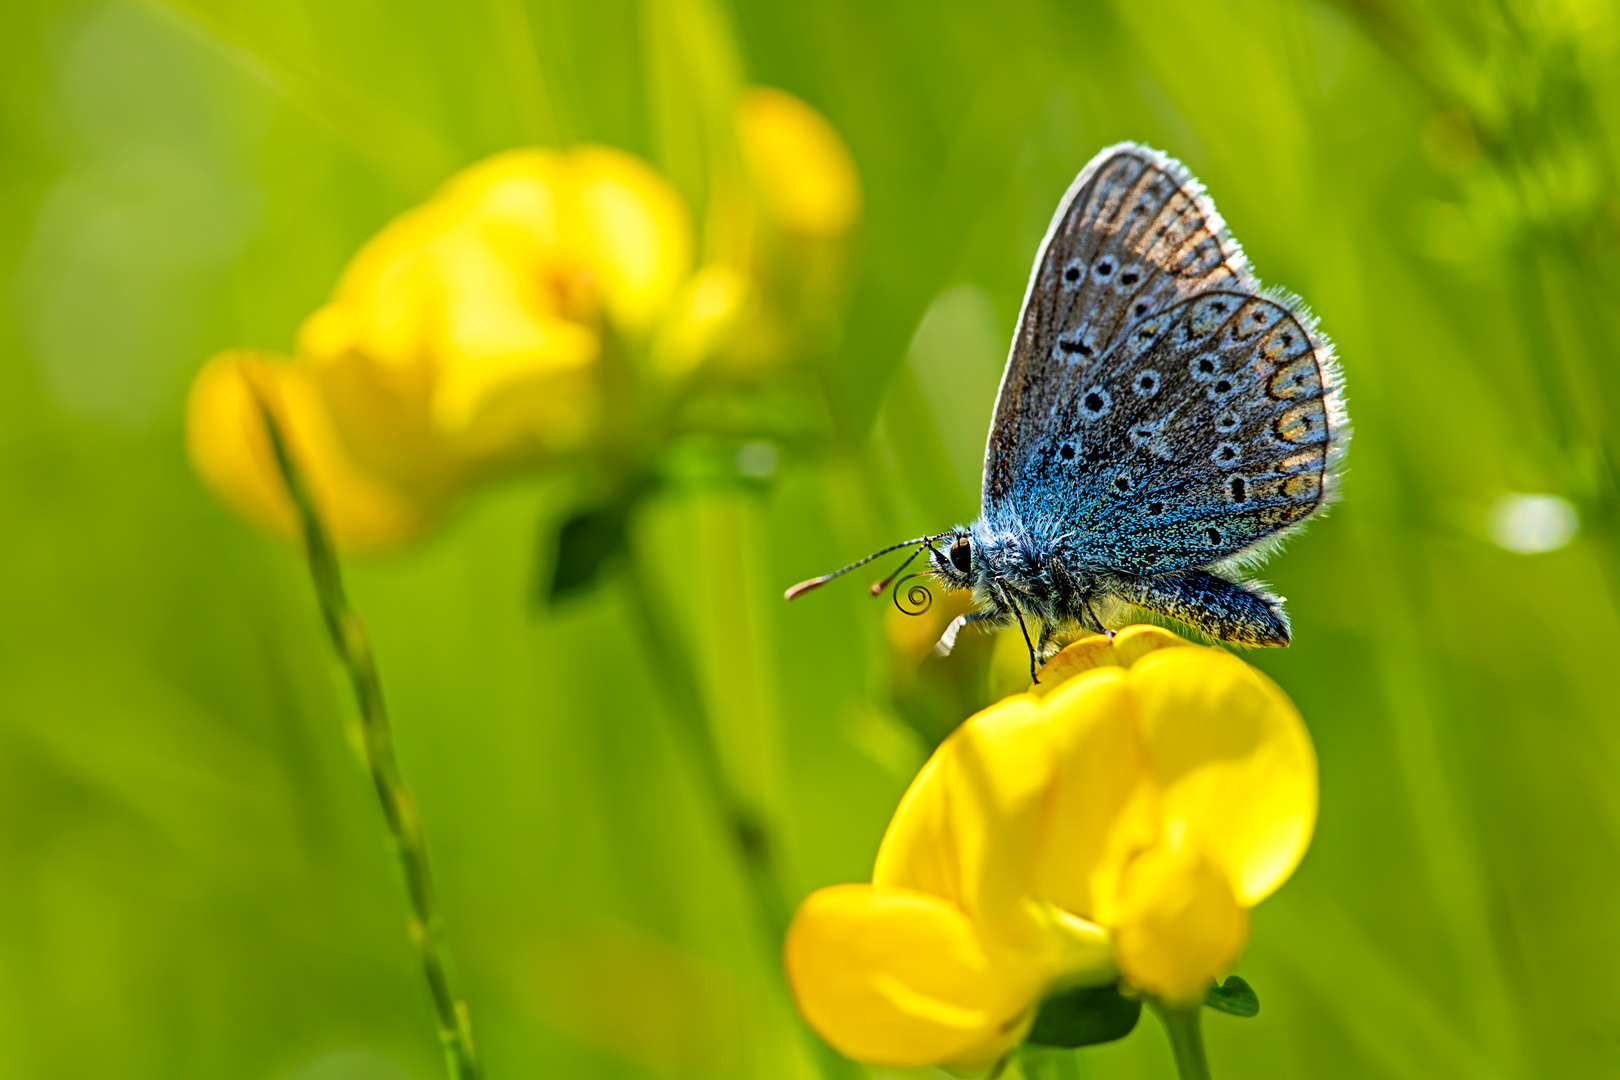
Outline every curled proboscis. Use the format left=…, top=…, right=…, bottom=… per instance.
left=892, top=572, right=934, bottom=616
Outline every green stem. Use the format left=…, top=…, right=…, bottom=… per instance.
left=1149, top=1001, right=1212, bottom=1080
left=621, top=548, right=860, bottom=1080
left=621, top=551, right=788, bottom=934
left=258, top=404, right=479, bottom=1080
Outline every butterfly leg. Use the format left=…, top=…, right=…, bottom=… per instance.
left=1000, top=586, right=1042, bottom=684
left=1111, top=570, right=1290, bottom=646
left=1080, top=593, right=1115, bottom=641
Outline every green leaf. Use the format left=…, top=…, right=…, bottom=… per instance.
left=1204, top=975, right=1260, bottom=1018
left=1026, top=983, right=1142, bottom=1048
left=545, top=506, right=630, bottom=602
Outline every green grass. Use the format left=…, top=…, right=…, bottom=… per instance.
left=3, top=0, right=1620, bottom=1078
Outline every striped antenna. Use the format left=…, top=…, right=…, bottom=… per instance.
left=868, top=543, right=929, bottom=596
left=784, top=534, right=952, bottom=600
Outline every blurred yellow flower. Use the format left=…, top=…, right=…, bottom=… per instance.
left=737, top=87, right=861, bottom=237
left=189, top=145, right=697, bottom=548
left=189, top=107, right=866, bottom=546
left=185, top=350, right=438, bottom=551
left=692, top=86, right=860, bottom=374
left=784, top=626, right=1316, bottom=1071
left=301, top=145, right=693, bottom=488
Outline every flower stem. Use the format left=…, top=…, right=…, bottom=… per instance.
left=258, top=406, right=479, bottom=1080
left=1149, top=1001, right=1212, bottom=1080
left=621, top=546, right=860, bottom=1080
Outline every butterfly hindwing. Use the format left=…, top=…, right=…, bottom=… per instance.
left=986, top=143, right=1348, bottom=575
left=1042, top=290, right=1344, bottom=573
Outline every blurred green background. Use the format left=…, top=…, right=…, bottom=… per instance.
left=4, top=0, right=1620, bottom=1077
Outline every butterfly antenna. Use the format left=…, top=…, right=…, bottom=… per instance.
left=784, top=534, right=952, bottom=601
left=869, top=543, right=930, bottom=596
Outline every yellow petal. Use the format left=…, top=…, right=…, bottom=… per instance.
left=305, top=201, right=604, bottom=471
left=327, top=197, right=477, bottom=373
left=1031, top=625, right=1189, bottom=696
left=871, top=753, right=959, bottom=906
left=1111, top=624, right=1191, bottom=668
left=1030, top=635, right=1120, bottom=696
left=1130, top=648, right=1317, bottom=906
left=784, top=884, right=1048, bottom=1070
left=875, top=695, right=1053, bottom=929
left=434, top=148, right=566, bottom=244
left=432, top=353, right=599, bottom=460
left=1030, top=669, right=1156, bottom=920
left=565, top=146, right=692, bottom=333
left=423, top=227, right=601, bottom=442
left=185, top=351, right=435, bottom=552
left=738, top=87, right=862, bottom=237
left=433, top=224, right=596, bottom=376
left=1109, top=846, right=1249, bottom=1004
left=301, top=322, right=452, bottom=498
left=438, top=146, right=690, bottom=333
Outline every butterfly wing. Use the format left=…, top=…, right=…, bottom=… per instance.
left=984, top=142, right=1348, bottom=575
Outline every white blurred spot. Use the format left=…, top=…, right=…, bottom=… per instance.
left=1487, top=493, right=1579, bottom=554
left=734, top=440, right=778, bottom=479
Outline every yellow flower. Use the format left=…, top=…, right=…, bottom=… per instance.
left=302, top=146, right=693, bottom=488
left=737, top=87, right=861, bottom=237
left=784, top=626, right=1316, bottom=1071
left=680, top=86, right=859, bottom=374
left=185, top=350, right=438, bottom=551
left=187, top=145, right=696, bottom=550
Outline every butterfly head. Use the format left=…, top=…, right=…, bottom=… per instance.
left=928, top=521, right=1034, bottom=607
left=927, top=530, right=977, bottom=590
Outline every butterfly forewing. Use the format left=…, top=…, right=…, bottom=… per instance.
left=986, top=144, right=1249, bottom=504
left=985, top=143, right=1347, bottom=574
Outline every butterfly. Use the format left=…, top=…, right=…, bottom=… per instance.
left=787, top=143, right=1349, bottom=680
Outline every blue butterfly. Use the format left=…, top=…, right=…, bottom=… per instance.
left=788, top=143, right=1350, bottom=680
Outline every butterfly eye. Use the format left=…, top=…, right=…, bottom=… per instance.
left=949, top=536, right=973, bottom=574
